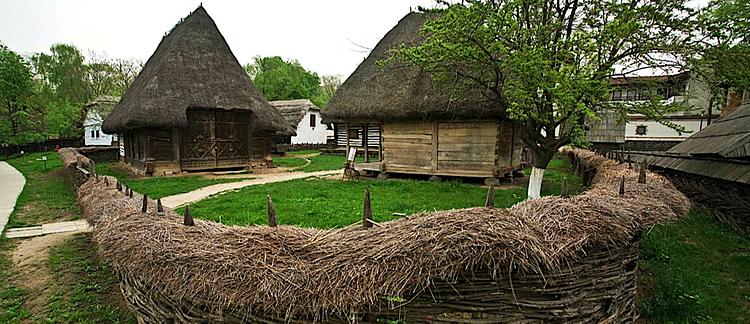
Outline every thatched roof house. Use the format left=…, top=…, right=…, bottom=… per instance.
left=102, top=6, right=292, bottom=175
left=322, top=12, right=521, bottom=179
left=270, top=99, right=327, bottom=145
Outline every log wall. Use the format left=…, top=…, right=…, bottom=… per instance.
left=382, top=120, right=521, bottom=177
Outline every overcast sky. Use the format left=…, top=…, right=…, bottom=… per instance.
left=0, top=0, right=438, bottom=79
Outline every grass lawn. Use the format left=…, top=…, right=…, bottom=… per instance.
left=5, top=152, right=80, bottom=228
left=286, top=150, right=320, bottom=156
left=638, top=210, right=750, bottom=323
left=0, top=237, right=30, bottom=322
left=96, top=162, right=245, bottom=198
left=185, top=158, right=581, bottom=229
left=45, top=234, right=135, bottom=323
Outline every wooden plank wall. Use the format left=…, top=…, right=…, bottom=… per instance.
left=383, top=120, right=516, bottom=177
left=334, top=123, right=381, bottom=147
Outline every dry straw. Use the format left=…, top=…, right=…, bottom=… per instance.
left=77, top=147, right=689, bottom=320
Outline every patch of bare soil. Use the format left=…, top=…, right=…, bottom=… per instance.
left=10, top=232, right=76, bottom=317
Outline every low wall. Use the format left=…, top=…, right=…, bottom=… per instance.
left=71, top=148, right=690, bottom=323
left=76, top=146, right=119, bottom=162
left=58, top=148, right=94, bottom=188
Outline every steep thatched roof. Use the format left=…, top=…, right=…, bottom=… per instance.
left=102, top=6, right=293, bottom=135
left=322, top=12, right=502, bottom=122
left=270, top=99, right=321, bottom=128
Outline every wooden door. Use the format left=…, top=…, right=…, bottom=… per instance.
left=181, top=110, right=249, bottom=169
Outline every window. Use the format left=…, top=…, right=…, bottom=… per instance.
left=96, top=130, right=100, bottom=138
left=635, top=125, right=647, bottom=135
left=91, top=130, right=95, bottom=138
left=611, top=90, right=623, bottom=101
left=348, top=129, right=359, bottom=139
left=309, top=114, right=316, bottom=128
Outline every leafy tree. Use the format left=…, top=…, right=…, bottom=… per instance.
left=0, top=43, right=45, bottom=145
left=694, top=0, right=750, bottom=118
left=86, top=53, right=141, bottom=98
left=317, top=74, right=342, bottom=108
left=391, top=0, right=696, bottom=198
left=244, top=56, right=325, bottom=107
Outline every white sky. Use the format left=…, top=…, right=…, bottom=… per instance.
left=0, top=0, right=437, bottom=79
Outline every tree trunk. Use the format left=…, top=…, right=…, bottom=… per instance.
left=527, top=167, right=545, bottom=199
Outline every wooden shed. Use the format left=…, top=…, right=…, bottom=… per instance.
left=102, top=6, right=293, bottom=175
left=322, top=13, right=522, bottom=180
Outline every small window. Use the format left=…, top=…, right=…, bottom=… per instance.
left=635, top=125, right=647, bottom=135
left=310, top=114, right=316, bottom=128
left=91, top=130, right=95, bottom=138
left=348, top=129, right=359, bottom=139
left=611, top=90, right=622, bottom=101
left=96, top=130, right=100, bottom=138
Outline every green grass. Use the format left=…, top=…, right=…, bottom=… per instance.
left=638, top=210, right=750, bottom=323
left=96, top=162, right=244, bottom=199
left=0, top=237, right=31, bottom=323
left=286, top=150, right=320, bottom=156
left=272, top=153, right=360, bottom=173
left=44, top=234, right=135, bottom=323
left=273, top=156, right=308, bottom=169
left=5, top=152, right=80, bottom=228
left=185, top=158, right=580, bottom=229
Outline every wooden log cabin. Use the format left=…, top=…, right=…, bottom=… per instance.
left=102, top=6, right=293, bottom=176
left=322, top=12, right=523, bottom=180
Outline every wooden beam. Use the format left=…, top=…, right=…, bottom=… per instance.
left=431, top=121, right=438, bottom=172
left=363, top=123, right=370, bottom=162
left=345, top=122, right=351, bottom=157
left=378, top=123, right=383, bottom=162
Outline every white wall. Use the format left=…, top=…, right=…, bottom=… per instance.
left=625, top=119, right=707, bottom=141
left=291, top=110, right=327, bottom=144
left=83, top=110, right=117, bottom=146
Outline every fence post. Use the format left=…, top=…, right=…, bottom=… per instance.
left=128, top=188, right=134, bottom=198
left=485, top=184, right=495, bottom=208
left=619, top=176, right=626, bottom=196
left=560, top=176, right=570, bottom=198
left=267, top=195, right=277, bottom=227
left=363, top=188, right=372, bottom=228
left=156, top=198, right=164, bottom=215
left=184, top=205, right=195, bottom=226
left=638, top=160, right=647, bottom=184
left=142, top=194, right=148, bottom=213
left=104, top=177, right=109, bottom=187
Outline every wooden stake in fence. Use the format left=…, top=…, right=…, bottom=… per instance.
left=638, top=160, right=647, bottom=184
left=561, top=177, right=570, bottom=198
left=104, top=177, right=109, bottom=187
left=363, top=188, right=372, bottom=228
left=156, top=199, right=164, bottom=215
left=267, top=195, right=277, bottom=227
left=627, top=154, right=632, bottom=169
left=485, top=184, right=495, bottom=208
left=142, top=194, right=148, bottom=213
left=184, top=205, right=195, bottom=226
left=128, top=188, right=134, bottom=198
left=619, top=176, right=626, bottom=196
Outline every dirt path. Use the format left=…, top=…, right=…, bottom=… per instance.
left=161, top=169, right=341, bottom=208
left=10, top=232, right=78, bottom=317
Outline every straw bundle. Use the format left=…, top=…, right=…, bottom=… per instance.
left=75, top=147, right=689, bottom=322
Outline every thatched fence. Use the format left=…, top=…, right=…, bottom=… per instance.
left=62, top=147, right=690, bottom=323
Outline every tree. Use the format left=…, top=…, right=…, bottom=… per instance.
left=694, top=0, right=750, bottom=119
left=392, top=0, right=695, bottom=198
left=86, top=52, right=141, bottom=98
left=0, top=43, right=45, bottom=145
left=316, top=74, right=343, bottom=108
left=244, top=56, right=325, bottom=106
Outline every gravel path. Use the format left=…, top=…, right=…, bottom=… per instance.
left=161, top=169, right=341, bottom=208
left=0, top=161, right=26, bottom=236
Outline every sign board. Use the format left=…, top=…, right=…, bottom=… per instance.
left=347, top=147, right=357, bottom=162
left=42, top=156, right=47, bottom=161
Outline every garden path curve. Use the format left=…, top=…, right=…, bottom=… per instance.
left=161, top=169, right=341, bottom=208
left=0, top=161, right=26, bottom=235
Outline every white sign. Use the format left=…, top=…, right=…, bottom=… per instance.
left=347, top=147, right=357, bottom=162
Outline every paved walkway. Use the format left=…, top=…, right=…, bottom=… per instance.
left=5, top=220, right=91, bottom=239
left=161, top=169, right=342, bottom=208
left=0, top=161, right=26, bottom=235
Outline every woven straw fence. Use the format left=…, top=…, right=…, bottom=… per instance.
left=64, top=147, right=689, bottom=323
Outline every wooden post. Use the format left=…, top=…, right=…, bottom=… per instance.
left=627, top=154, right=632, bottom=169
left=104, top=177, right=109, bottom=187
left=363, top=123, right=370, bottom=163
left=184, top=205, right=194, bottom=226
left=560, top=177, right=570, bottom=198
left=485, top=184, right=495, bottom=208
left=619, top=176, right=626, bottom=196
left=142, top=194, right=148, bottom=213
left=156, top=198, right=164, bottom=215
left=128, top=188, right=134, bottom=198
left=345, top=122, right=351, bottom=158
left=267, top=195, right=277, bottom=227
left=362, top=188, right=372, bottom=228
left=638, top=160, right=647, bottom=184
left=378, top=123, right=383, bottom=162
left=431, top=121, right=438, bottom=173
